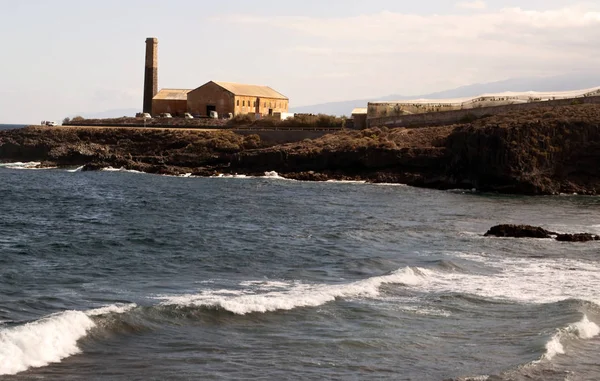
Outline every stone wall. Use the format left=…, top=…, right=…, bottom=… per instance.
left=368, top=96, right=600, bottom=128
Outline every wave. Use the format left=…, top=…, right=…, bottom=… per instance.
left=0, top=304, right=136, bottom=376
left=66, top=165, right=85, bottom=173
left=156, top=267, right=426, bottom=315
left=101, top=167, right=144, bottom=174
left=210, top=173, right=251, bottom=179
left=0, top=162, right=43, bottom=170
left=424, top=252, right=600, bottom=306
left=542, top=315, right=600, bottom=361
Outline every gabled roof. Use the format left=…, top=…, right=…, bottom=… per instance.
left=153, top=88, right=191, bottom=101
left=208, top=81, right=288, bottom=100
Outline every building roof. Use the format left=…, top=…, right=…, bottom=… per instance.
left=153, top=88, right=191, bottom=101
left=212, top=81, right=288, bottom=100
left=351, top=108, right=368, bottom=115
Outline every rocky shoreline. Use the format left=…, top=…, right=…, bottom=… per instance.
left=2, top=103, right=600, bottom=195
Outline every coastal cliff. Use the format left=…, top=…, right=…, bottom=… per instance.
left=1, top=104, right=599, bottom=195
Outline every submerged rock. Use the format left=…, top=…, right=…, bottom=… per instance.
left=556, top=233, right=600, bottom=242
left=484, top=224, right=556, bottom=239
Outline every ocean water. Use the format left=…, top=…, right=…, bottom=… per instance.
left=0, top=164, right=599, bottom=380
left=0, top=125, right=27, bottom=130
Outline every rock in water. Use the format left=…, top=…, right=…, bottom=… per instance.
left=484, top=225, right=555, bottom=239
left=556, top=233, right=600, bottom=242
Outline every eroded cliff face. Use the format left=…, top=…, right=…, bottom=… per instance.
left=445, top=107, right=600, bottom=194
left=1, top=104, right=599, bottom=195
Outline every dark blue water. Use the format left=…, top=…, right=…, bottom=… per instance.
left=1, top=166, right=599, bottom=380
left=0, top=125, right=27, bottom=131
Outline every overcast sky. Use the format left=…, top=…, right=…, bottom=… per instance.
left=1, top=0, right=600, bottom=123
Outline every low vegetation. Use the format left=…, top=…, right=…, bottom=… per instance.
left=228, top=114, right=346, bottom=129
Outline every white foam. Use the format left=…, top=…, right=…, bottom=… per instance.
left=101, top=167, right=143, bottom=174
left=0, top=162, right=42, bottom=169
left=0, top=304, right=136, bottom=376
left=543, top=315, right=600, bottom=360
left=262, top=171, right=294, bottom=180
left=326, top=180, right=368, bottom=184
left=420, top=252, right=600, bottom=306
left=210, top=173, right=252, bottom=179
left=86, top=303, right=137, bottom=317
left=157, top=267, right=426, bottom=315
left=66, top=166, right=84, bottom=173
left=0, top=311, right=94, bottom=376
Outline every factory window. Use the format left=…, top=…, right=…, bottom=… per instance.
left=237, top=100, right=240, bottom=106
left=264, top=102, right=267, bottom=108
left=253, top=101, right=256, bottom=107
left=243, top=100, right=245, bottom=107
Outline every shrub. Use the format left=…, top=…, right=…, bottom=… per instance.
left=229, top=114, right=254, bottom=126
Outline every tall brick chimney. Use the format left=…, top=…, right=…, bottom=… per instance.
left=143, top=37, right=158, bottom=115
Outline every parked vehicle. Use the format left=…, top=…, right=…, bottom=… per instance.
left=160, top=113, right=173, bottom=118
left=209, top=111, right=218, bottom=119
left=184, top=113, right=194, bottom=119
left=141, top=113, right=152, bottom=119
left=44, top=121, right=57, bottom=126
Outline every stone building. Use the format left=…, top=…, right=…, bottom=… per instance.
left=152, top=89, right=191, bottom=116
left=187, top=81, right=289, bottom=118
left=351, top=108, right=368, bottom=129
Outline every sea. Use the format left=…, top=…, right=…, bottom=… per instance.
left=0, top=125, right=28, bottom=131
left=0, top=164, right=599, bottom=380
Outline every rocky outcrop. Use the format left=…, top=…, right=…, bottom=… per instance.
left=484, top=225, right=556, bottom=239
left=485, top=225, right=599, bottom=242
left=2, top=103, right=600, bottom=195
left=556, top=233, right=600, bottom=242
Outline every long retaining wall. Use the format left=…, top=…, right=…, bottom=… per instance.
left=367, top=96, right=600, bottom=128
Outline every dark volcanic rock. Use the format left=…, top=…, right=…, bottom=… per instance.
left=486, top=225, right=600, bottom=242
left=81, top=163, right=106, bottom=171
left=484, top=225, right=556, bottom=239
left=3, top=103, right=600, bottom=195
left=556, top=233, right=600, bottom=242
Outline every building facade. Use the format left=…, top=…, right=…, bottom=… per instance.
left=187, top=81, right=289, bottom=118
left=152, top=89, right=191, bottom=116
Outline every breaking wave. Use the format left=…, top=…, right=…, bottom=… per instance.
left=66, top=165, right=85, bottom=173
left=156, top=267, right=426, bottom=315
left=0, top=304, right=136, bottom=376
left=101, top=167, right=144, bottom=174
left=0, top=162, right=43, bottom=170
left=542, top=315, right=600, bottom=361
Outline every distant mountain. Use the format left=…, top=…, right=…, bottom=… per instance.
left=291, top=73, right=600, bottom=116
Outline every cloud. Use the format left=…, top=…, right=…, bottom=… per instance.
left=456, top=1, right=487, bottom=10
left=214, top=4, right=600, bottom=104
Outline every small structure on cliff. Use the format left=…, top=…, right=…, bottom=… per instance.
left=152, top=89, right=191, bottom=117
left=142, top=38, right=289, bottom=118
left=351, top=108, right=368, bottom=130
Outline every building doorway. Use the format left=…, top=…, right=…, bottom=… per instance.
left=268, top=109, right=273, bottom=116
left=206, top=105, right=216, bottom=117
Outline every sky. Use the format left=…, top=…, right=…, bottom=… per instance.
left=1, top=0, right=599, bottom=123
